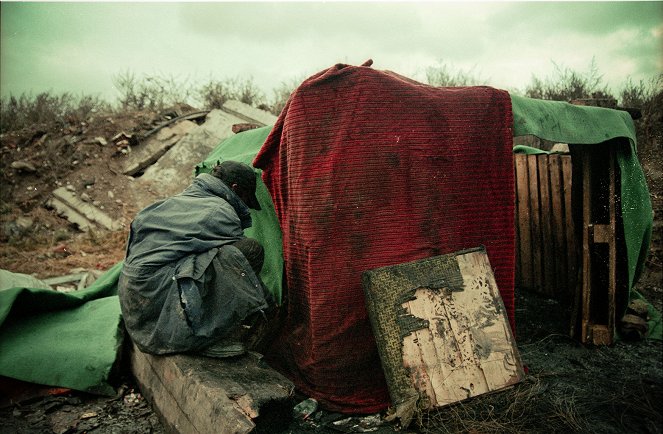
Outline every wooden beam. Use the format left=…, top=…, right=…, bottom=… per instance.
left=130, top=344, right=295, bottom=434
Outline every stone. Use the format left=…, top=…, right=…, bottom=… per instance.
left=11, top=161, right=37, bottom=172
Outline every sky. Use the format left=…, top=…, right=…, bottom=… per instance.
left=1, top=1, right=662, bottom=104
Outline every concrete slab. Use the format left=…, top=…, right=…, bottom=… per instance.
left=134, top=105, right=276, bottom=208
left=47, top=187, right=123, bottom=231
left=221, top=101, right=277, bottom=127
left=122, top=120, right=198, bottom=176
left=130, top=344, right=295, bottom=434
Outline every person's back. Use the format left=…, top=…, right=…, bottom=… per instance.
left=118, top=161, right=270, bottom=356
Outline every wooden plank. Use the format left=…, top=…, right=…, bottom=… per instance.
left=130, top=343, right=295, bottom=434
left=606, top=148, right=617, bottom=342
left=399, top=250, right=524, bottom=409
left=514, top=157, right=522, bottom=287
left=537, top=155, right=555, bottom=296
left=548, top=155, right=568, bottom=298
left=514, top=155, right=532, bottom=290
left=592, top=224, right=612, bottom=243
left=562, top=156, right=576, bottom=304
left=527, top=155, right=543, bottom=292
left=581, top=152, right=592, bottom=343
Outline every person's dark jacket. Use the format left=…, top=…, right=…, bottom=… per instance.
left=118, top=173, right=269, bottom=355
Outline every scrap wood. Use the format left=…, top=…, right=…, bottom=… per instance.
left=363, top=247, right=524, bottom=428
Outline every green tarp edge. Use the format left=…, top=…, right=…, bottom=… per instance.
left=0, top=262, right=124, bottom=394
left=511, top=95, right=660, bottom=339
left=195, top=125, right=284, bottom=305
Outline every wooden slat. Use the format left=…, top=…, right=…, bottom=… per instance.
left=514, top=155, right=532, bottom=290
left=581, top=153, right=592, bottom=342
left=607, top=148, right=617, bottom=341
left=514, top=158, right=521, bottom=287
left=548, top=155, right=568, bottom=298
left=538, top=155, right=555, bottom=296
left=527, top=155, right=543, bottom=292
left=562, top=156, right=576, bottom=299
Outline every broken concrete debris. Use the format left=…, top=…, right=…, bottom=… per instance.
left=131, top=100, right=277, bottom=208
left=43, top=268, right=102, bottom=292
left=121, top=119, right=197, bottom=176
left=46, top=187, right=123, bottom=232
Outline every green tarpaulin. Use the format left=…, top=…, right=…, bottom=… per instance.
left=0, top=263, right=124, bottom=395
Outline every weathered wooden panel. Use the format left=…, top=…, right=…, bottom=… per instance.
left=562, top=156, right=577, bottom=296
left=514, top=153, right=577, bottom=301
left=363, top=247, right=524, bottom=427
left=538, top=155, right=555, bottom=296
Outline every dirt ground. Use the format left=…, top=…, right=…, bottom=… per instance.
left=0, top=108, right=661, bottom=433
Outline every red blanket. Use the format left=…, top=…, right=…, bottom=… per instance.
left=254, top=63, right=515, bottom=413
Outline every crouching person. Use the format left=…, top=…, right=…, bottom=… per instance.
left=118, top=161, right=273, bottom=358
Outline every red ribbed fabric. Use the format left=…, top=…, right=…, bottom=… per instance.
left=254, top=63, right=515, bottom=413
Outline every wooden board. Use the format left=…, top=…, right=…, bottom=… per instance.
left=562, top=156, right=577, bottom=298
left=548, top=155, right=567, bottom=296
left=514, top=154, right=532, bottom=289
left=537, top=155, right=555, bottom=296
left=130, top=344, right=295, bottom=434
left=514, top=153, right=577, bottom=302
left=362, top=247, right=524, bottom=424
left=527, top=155, right=543, bottom=292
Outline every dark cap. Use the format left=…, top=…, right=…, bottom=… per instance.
left=212, top=161, right=262, bottom=210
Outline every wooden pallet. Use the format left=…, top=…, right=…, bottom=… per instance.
left=514, top=153, right=576, bottom=300
left=574, top=146, right=619, bottom=345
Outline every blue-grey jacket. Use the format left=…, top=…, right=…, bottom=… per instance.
left=118, top=173, right=269, bottom=355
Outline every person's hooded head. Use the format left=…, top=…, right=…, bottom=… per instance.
left=211, top=161, right=262, bottom=211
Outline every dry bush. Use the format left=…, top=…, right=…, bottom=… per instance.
left=197, top=76, right=266, bottom=110
left=425, top=61, right=487, bottom=87
left=269, top=76, right=305, bottom=116
left=113, top=71, right=193, bottom=112
left=525, top=58, right=612, bottom=102
left=0, top=92, right=111, bottom=133
left=620, top=74, right=663, bottom=154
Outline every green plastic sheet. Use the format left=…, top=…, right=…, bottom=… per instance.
left=0, top=263, right=123, bottom=395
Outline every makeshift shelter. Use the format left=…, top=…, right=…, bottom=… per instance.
left=205, top=62, right=651, bottom=414
left=0, top=62, right=656, bottom=417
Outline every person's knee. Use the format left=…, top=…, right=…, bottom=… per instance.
left=232, top=238, right=264, bottom=274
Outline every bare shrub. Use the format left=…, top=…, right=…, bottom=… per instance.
left=425, top=61, right=487, bottom=87
left=197, top=76, right=266, bottom=110
left=269, top=76, right=304, bottom=116
left=619, top=75, right=662, bottom=153
left=113, top=71, right=192, bottom=111
left=525, top=58, right=612, bottom=102
left=0, top=92, right=111, bottom=133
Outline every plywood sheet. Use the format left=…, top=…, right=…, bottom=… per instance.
left=363, top=247, right=524, bottom=426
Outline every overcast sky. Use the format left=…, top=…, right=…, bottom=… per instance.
left=1, top=1, right=661, bottom=104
